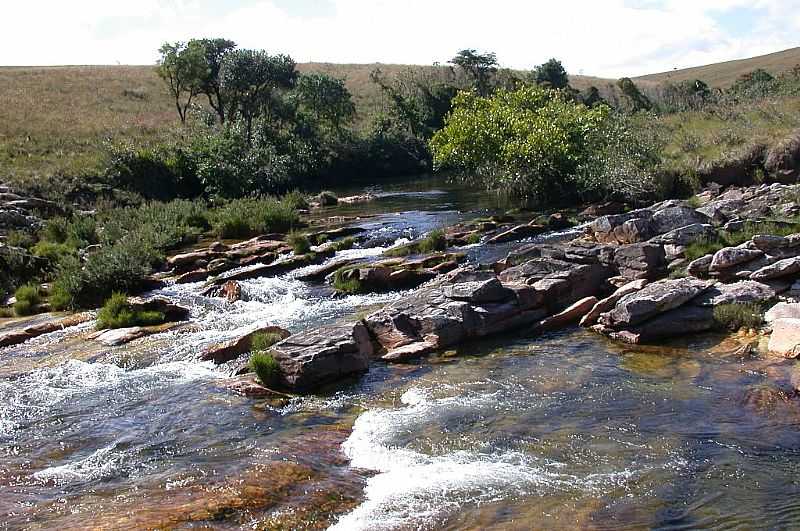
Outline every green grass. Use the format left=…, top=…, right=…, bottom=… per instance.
left=684, top=219, right=800, bottom=262
left=250, top=351, right=281, bottom=387
left=713, top=303, right=764, bottom=331
left=333, top=268, right=363, bottom=294
left=465, top=233, right=483, bottom=245
left=287, top=231, right=312, bottom=255
left=684, top=236, right=727, bottom=261
left=331, top=237, right=356, bottom=252
left=95, top=292, right=165, bottom=330
left=251, top=332, right=284, bottom=352
left=385, top=229, right=447, bottom=257
left=282, top=190, right=310, bottom=211
left=211, top=197, right=299, bottom=239
left=13, top=283, right=41, bottom=316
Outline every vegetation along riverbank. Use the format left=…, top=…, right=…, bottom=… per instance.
left=4, top=39, right=800, bottom=528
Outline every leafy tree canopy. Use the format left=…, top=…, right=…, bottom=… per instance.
left=449, top=49, right=499, bottom=96
left=430, top=84, right=610, bottom=201
left=534, top=58, right=570, bottom=90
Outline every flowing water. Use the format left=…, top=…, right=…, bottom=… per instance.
left=2, top=178, right=800, bottom=530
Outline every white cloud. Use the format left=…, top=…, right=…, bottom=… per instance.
left=2, top=0, right=799, bottom=77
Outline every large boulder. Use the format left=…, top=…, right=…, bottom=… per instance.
left=270, top=322, right=374, bottom=390
left=601, top=277, right=712, bottom=329
left=443, top=278, right=514, bottom=304
left=750, top=257, right=800, bottom=281
left=764, top=130, right=800, bottom=183
left=709, top=247, right=764, bottom=272
left=580, top=279, right=648, bottom=327
left=765, top=302, right=800, bottom=323
left=768, top=318, right=800, bottom=358
left=650, top=223, right=714, bottom=247
left=536, top=297, right=597, bottom=332
left=613, top=243, right=666, bottom=280
left=651, top=206, right=710, bottom=234
left=610, top=305, right=715, bottom=344
left=693, top=280, right=777, bottom=307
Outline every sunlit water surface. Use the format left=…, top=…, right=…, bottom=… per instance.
left=2, top=178, right=800, bottom=529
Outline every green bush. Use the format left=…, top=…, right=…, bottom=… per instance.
left=13, top=283, right=41, bottom=316
left=430, top=84, right=611, bottom=202
left=211, top=197, right=299, bottom=239
left=41, top=217, right=70, bottom=244
left=32, top=241, right=78, bottom=266
left=713, top=303, right=763, bottom=331
left=51, top=239, right=161, bottom=310
left=282, top=189, right=309, bottom=211
left=287, top=231, right=311, bottom=255
left=250, top=351, right=281, bottom=387
left=5, top=230, right=36, bottom=249
left=251, top=331, right=284, bottom=352
left=96, top=292, right=165, bottom=330
left=418, top=229, right=447, bottom=253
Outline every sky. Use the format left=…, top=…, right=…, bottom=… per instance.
left=3, top=0, right=800, bottom=77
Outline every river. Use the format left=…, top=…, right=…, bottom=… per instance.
left=2, top=178, right=800, bottom=529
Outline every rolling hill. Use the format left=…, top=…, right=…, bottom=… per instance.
left=636, top=46, right=800, bottom=88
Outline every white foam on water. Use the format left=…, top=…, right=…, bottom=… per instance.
left=33, top=443, right=125, bottom=486
left=331, top=387, right=639, bottom=531
left=0, top=359, right=218, bottom=436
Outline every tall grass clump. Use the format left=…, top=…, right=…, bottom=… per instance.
left=418, top=229, right=447, bottom=253
left=250, top=351, right=281, bottom=388
left=95, top=292, right=164, bottom=330
left=287, top=231, right=311, bottom=255
left=713, top=303, right=764, bottom=331
left=13, top=284, right=42, bottom=316
left=333, top=268, right=363, bottom=294
left=282, top=190, right=310, bottom=211
left=317, top=190, right=338, bottom=206
left=211, top=197, right=299, bottom=239
left=251, top=331, right=284, bottom=351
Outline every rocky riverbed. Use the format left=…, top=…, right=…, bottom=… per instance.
left=6, top=179, right=800, bottom=528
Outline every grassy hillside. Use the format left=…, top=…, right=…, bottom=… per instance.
left=0, top=63, right=617, bottom=184
left=637, top=47, right=800, bottom=88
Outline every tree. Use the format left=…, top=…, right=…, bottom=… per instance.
left=157, top=41, right=207, bottom=124
left=293, top=73, right=356, bottom=135
left=220, top=50, right=297, bottom=143
left=371, top=67, right=458, bottom=141
left=450, top=49, right=499, bottom=96
left=582, top=86, right=605, bottom=107
left=190, top=38, right=236, bottom=124
left=430, top=84, right=610, bottom=201
left=617, top=77, right=652, bottom=112
left=534, top=58, right=569, bottom=89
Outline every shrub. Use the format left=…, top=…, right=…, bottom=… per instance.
left=418, top=229, right=447, bottom=253
left=52, top=239, right=161, bottom=309
left=713, top=303, right=763, bottom=331
left=13, top=283, right=41, bottom=316
left=250, top=351, right=281, bottom=387
left=287, top=231, right=311, bottom=255
left=251, top=331, right=284, bottom=352
left=5, top=230, right=36, bottom=249
left=282, top=190, right=309, bottom=211
left=211, top=197, right=299, bottom=239
left=96, top=292, right=165, bottom=330
left=41, top=217, right=70, bottom=244
left=32, top=241, right=78, bottom=266
left=430, top=84, right=611, bottom=202
left=317, top=190, right=338, bottom=206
